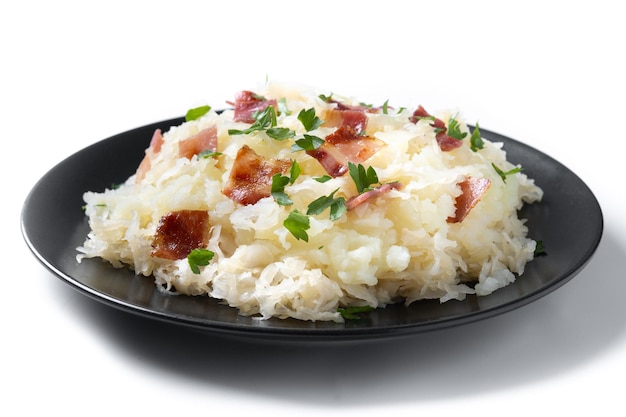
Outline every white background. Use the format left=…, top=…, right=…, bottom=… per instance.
left=3, top=1, right=624, bottom=415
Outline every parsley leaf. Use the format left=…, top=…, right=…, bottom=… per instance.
left=292, top=134, right=325, bottom=152
left=338, top=305, right=374, bottom=320
left=314, top=175, right=332, bottom=183
left=185, top=105, right=211, bottom=121
left=228, top=105, right=277, bottom=135
left=271, top=173, right=293, bottom=206
left=319, top=93, right=333, bottom=102
left=289, top=160, right=301, bottom=184
left=534, top=240, right=547, bottom=256
left=266, top=127, right=295, bottom=141
left=187, top=248, right=215, bottom=274
left=283, top=210, right=310, bottom=241
left=492, top=163, right=522, bottom=183
left=470, top=122, right=485, bottom=152
left=348, top=162, right=379, bottom=193
left=329, top=198, right=347, bottom=221
left=298, top=108, right=324, bottom=131
left=197, top=150, right=222, bottom=159
left=306, top=189, right=347, bottom=220
left=447, top=116, right=467, bottom=140
left=382, top=99, right=390, bottom=114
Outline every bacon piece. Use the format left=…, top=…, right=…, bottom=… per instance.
left=410, top=105, right=463, bottom=151
left=436, top=131, right=464, bottom=152
left=136, top=129, right=164, bottom=183
left=223, top=145, right=291, bottom=205
left=229, top=90, right=277, bottom=123
left=447, top=177, right=491, bottom=223
left=325, top=126, right=384, bottom=162
left=178, top=126, right=218, bottom=159
left=326, top=99, right=380, bottom=113
left=323, top=109, right=368, bottom=134
left=151, top=210, right=210, bottom=260
left=346, top=182, right=403, bottom=210
left=307, top=146, right=349, bottom=177
left=307, top=126, right=385, bottom=177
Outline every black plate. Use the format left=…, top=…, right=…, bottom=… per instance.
left=21, top=117, right=603, bottom=341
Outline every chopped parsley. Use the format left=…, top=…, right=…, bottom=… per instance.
left=271, top=161, right=300, bottom=206
left=289, top=160, right=301, bottom=184
left=470, top=122, right=485, bottom=151
left=271, top=173, right=293, bottom=206
left=197, top=150, right=222, bottom=159
left=534, top=240, right=547, bottom=256
left=185, top=105, right=212, bottom=122
left=338, top=305, right=375, bottom=320
left=314, top=175, right=332, bottom=183
left=187, top=248, right=215, bottom=274
left=492, top=163, right=522, bottom=183
left=228, top=106, right=296, bottom=140
left=447, top=116, right=467, bottom=140
left=228, top=106, right=277, bottom=135
left=298, top=107, right=324, bottom=131
left=306, top=189, right=347, bottom=221
left=266, top=127, right=295, bottom=141
left=283, top=210, right=310, bottom=242
left=292, top=134, right=324, bottom=152
left=348, top=162, right=379, bottom=193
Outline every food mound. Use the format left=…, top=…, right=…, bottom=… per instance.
left=77, top=82, right=543, bottom=322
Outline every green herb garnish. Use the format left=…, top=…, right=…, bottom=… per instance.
left=228, top=105, right=277, bottom=135
left=292, top=134, right=325, bottom=152
left=297, top=108, right=324, bottom=131
left=470, top=122, right=485, bottom=151
left=185, top=105, right=212, bottom=122
left=314, top=175, right=332, bottom=183
left=319, top=93, right=333, bottom=102
left=306, top=189, right=347, bottom=221
left=187, top=248, right=215, bottom=274
left=338, top=305, right=375, bottom=320
left=492, top=163, right=522, bottom=183
left=289, top=160, right=301, bottom=184
left=266, top=127, right=295, bottom=141
left=197, top=150, right=222, bottom=159
left=348, top=162, right=379, bottom=193
left=271, top=173, right=293, bottom=206
left=447, top=116, right=467, bottom=140
left=534, top=240, right=547, bottom=256
left=382, top=99, right=390, bottom=114
left=283, top=210, right=310, bottom=242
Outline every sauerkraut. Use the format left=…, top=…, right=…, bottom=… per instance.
left=77, top=81, right=543, bottom=322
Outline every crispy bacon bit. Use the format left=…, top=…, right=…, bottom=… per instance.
left=346, top=182, right=403, bottom=210
left=223, top=145, right=291, bottom=205
left=307, top=126, right=385, bottom=177
left=326, top=99, right=380, bottom=113
left=447, top=177, right=491, bottom=223
left=323, top=109, right=368, bottom=134
left=435, top=131, right=464, bottom=152
left=229, top=90, right=277, bottom=123
left=136, top=129, right=164, bottom=183
left=151, top=210, right=210, bottom=260
left=178, top=126, right=218, bottom=159
left=410, top=105, right=463, bottom=151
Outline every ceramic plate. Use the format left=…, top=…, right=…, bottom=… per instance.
left=21, top=117, right=603, bottom=341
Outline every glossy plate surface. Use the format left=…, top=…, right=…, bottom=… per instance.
left=21, top=117, right=603, bottom=341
